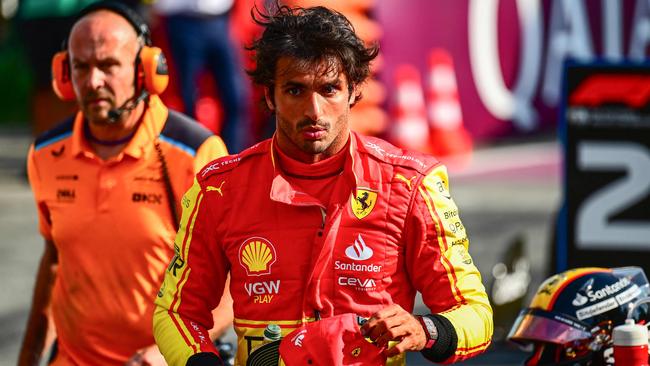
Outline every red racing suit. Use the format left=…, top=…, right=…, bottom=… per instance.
left=154, top=132, right=493, bottom=365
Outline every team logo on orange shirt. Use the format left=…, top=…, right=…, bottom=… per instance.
left=56, top=188, right=75, bottom=202
left=351, top=188, right=377, bottom=219
left=51, top=145, right=65, bottom=157
left=239, top=237, right=277, bottom=276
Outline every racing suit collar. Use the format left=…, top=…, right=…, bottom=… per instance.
left=269, top=133, right=358, bottom=207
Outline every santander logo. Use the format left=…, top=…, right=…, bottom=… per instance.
left=572, top=293, right=589, bottom=307
left=292, top=330, right=307, bottom=347
left=345, top=234, right=373, bottom=261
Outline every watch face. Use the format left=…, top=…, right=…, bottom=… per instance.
left=424, top=317, right=436, bottom=335
left=419, top=316, right=438, bottom=348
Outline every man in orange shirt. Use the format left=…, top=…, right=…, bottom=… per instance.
left=19, top=2, right=233, bottom=365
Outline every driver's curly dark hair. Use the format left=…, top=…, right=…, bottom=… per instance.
left=246, top=4, right=379, bottom=106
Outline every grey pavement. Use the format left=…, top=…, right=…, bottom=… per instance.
left=0, top=127, right=41, bottom=365
left=0, top=126, right=560, bottom=365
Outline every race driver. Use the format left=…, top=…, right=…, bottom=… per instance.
left=153, top=4, right=493, bottom=366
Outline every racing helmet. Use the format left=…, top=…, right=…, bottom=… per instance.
left=508, top=267, right=650, bottom=366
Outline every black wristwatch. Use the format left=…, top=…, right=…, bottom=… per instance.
left=417, top=315, right=438, bottom=349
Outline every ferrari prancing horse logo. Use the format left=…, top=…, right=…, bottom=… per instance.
left=351, top=188, right=377, bottom=219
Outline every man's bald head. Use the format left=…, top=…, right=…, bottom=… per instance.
left=69, top=10, right=141, bottom=55
left=68, top=9, right=143, bottom=125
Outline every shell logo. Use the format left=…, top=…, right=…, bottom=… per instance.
left=239, top=237, right=277, bottom=276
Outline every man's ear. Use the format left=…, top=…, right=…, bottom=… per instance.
left=264, top=86, right=275, bottom=111
left=349, top=84, right=358, bottom=106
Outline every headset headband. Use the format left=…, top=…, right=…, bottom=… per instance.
left=72, top=1, right=151, bottom=46
left=52, top=1, right=169, bottom=101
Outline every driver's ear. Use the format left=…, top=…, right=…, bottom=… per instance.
left=264, top=86, right=275, bottom=111
left=349, top=84, right=358, bottom=106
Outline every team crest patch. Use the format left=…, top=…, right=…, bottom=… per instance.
left=239, top=237, right=277, bottom=276
left=351, top=188, right=377, bottom=219
left=351, top=347, right=361, bottom=357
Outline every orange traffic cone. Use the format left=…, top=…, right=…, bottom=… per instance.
left=390, top=64, right=430, bottom=152
left=426, top=48, right=473, bottom=160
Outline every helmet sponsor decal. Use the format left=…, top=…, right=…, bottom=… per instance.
left=585, top=277, right=630, bottom=302
left=576, top=298, right=619, bottom=321
left=239, top=237, right=277, bottom=276
left=572, top=292, right=589, bottom=307
left=574, top=275, right=640, bottom=320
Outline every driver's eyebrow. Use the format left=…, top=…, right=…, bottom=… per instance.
left=282, top=81, right=305, bottom=88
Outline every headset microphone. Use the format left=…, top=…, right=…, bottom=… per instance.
left=107, top=90, right=149, bottom=123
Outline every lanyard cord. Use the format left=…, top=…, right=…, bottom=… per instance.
left=154, top=139, right=179, bottom=231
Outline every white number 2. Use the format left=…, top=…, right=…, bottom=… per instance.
left=576, top=141, right=650, bottom=250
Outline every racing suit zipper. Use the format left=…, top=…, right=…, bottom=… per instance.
left=319, top=207, right=326, bottom=228
left=314, top=207, right=326, bottom=320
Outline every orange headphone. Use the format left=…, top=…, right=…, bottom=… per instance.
left=51, top=1, right=169, bottom=101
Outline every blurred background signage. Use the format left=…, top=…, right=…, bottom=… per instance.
left=557, top=61, right=650, bottom=275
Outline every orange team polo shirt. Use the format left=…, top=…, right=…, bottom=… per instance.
left=27, top=95, right=228, bottom=366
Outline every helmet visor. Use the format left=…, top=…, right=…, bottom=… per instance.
left=508, top=308, right=592, bottom=346
left=612, top=266, right=650, bottom=296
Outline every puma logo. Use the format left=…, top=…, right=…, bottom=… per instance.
left=394, top=174, right=416, bottom=191
left=206, top=181, right=226, bottom=196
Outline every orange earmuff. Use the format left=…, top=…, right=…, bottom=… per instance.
left=52, top=3, right=167, bottom=101
left=50, top=46, right=169, bottom=101
left=51, top=51, right=76, bottom=102
left=139, top=46, right=169, bottom=96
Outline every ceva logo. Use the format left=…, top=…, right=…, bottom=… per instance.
left=345, top=234, right=373, bottom=261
